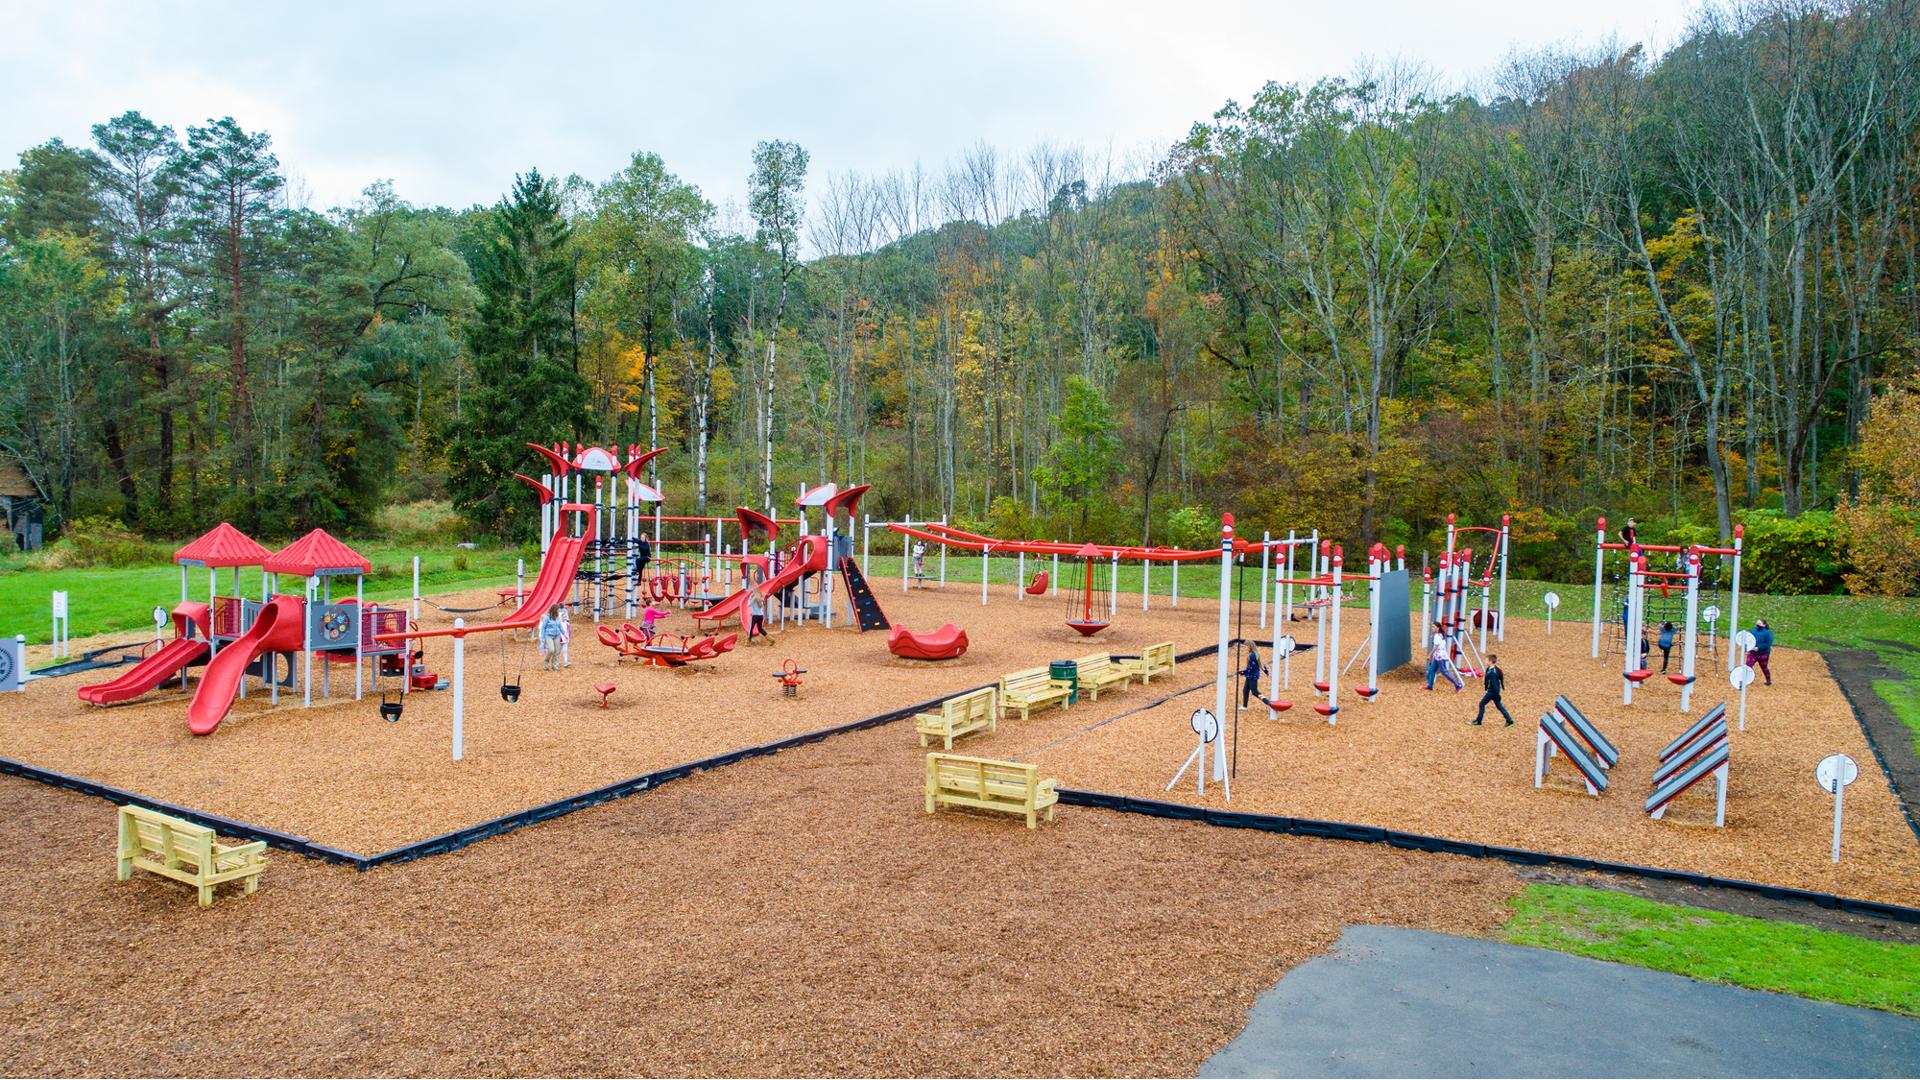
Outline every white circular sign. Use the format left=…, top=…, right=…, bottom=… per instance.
left=1730, top=665, right=1755, bottom=691
left=1734, top=629, right=1756, bottom=652
left=1275, top=635, right=1296, bottom=657
left=1543, top=592, right=1560, bottom=611
left=152, top=606, right=168, bottom=626
left=1190, top=707, right=1220, bottom=743
left=1816, top=753, right=1859, bottom=793
left=1703, top=605, right=1720, bottom=624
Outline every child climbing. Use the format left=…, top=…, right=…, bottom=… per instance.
left=1471, top=654, right=1512, bottom=727
left=538, top=605, right=566, bottom=671
left=1658, top=621, right=1676, bottom=673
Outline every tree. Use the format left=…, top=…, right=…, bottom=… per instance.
left=748, top=139, right=807, bottom=510
left=1035, top=375, right=1119, bottom=535
left=447, top=170, right=589, bottom=536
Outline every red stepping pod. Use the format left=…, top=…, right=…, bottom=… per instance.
left=1667, top=674, right=1695, bottom=686
left=1313, top=680, right=1330, bottom=693
left=1626, top=669, right=1653, bottom=683
left=594, top=684, right=616, bottom=708
left=1266, top=699, right=1293, bottom=712
left=1313, top=703, right=1338, bottom=717
left=1355, top=687, right=1377, bottom=699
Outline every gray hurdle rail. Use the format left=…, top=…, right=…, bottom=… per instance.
left=1647, top=740, right=1730, bottom=826
left=1551, top=695, right=1619, bottom=770
left=1660, top=702, right=1728, bottom=761
left=1654, top=720, right=1729, bottom=787
left=1536, top=710, right=1609, bottom=796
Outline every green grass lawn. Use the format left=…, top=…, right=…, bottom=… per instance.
left=1505, top=884, right=1920, bottom=1016
left=0, top=542, right=533, bottom=645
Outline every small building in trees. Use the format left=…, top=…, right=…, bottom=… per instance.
left=0, top=455, right=45, bottom=553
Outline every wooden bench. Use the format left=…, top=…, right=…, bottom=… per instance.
left=915, top=686, right=999, bottom=749
left=116, top=805, right=267, bottom=907
left=999, top=666, right=1074, bottom=721
left=924, top=753, right=1059, bottom=828
left=1118, top=641, right=1176, bottom=685
left=1074, top=653, right=1134, bottom=701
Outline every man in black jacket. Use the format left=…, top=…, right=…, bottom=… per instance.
left=1471, top=654, right=1513, bottom=727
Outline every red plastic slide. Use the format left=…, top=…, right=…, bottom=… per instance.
left=186, top=595, right=307, bottom=736
left=76, top=638, right=210, bottom=705
left=379, top=523, right=592, bottom=644
left=887, top=623, right=969, bottom=661
left=694, top=535, right=829, bottom=628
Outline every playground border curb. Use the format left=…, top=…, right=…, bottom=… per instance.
left=1053, top=788, right=1920, bottom=925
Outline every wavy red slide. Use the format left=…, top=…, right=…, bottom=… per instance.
left=186, top=595, right=307, bottom=736
left=694, top=535, right=829, bottom=627
left=76, top=638, right=210, bottom=705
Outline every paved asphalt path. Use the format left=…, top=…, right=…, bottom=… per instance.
left=1199, top=925, right=1920, bottom=1078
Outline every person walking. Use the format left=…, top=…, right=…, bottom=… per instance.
left=1747, top=618, right=1774, bottom=685
left=1472, top=654, right=1513, bottom=726
left=1425, top=622, right=1463, bottom=691
left=747, top=587, right=772, bottom=645
left=1657, top=620, right=1676, bottom=673
left=1239, top=645, right=1264, bottom=711
left=537, top=605, right=566, bottom=671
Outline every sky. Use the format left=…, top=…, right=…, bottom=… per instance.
left=1, top=0, right=1695, bottom=221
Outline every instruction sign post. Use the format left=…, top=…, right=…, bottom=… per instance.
left=1543, top=592, right=1560, bottom=636
left=1730, top=663, right=1755, bottom=732
left=1817, top=754, right=1859, bottom=863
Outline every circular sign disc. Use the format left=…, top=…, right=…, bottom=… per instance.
left=152, top=606, right=168, bottom=626
left=1730, top=665, right=1755, bottom=690
left=1703, top=605, right=1720, bottom=624
left=1275, top=635, right=1296, bottom=657
left=1734, top=630, right=1757, bottom=652
left=1190, top=707, right=1220, bottom=743
left=1543, top=591, right=1560, bottom=610
left=1816, top=753, right=1859, bottom=793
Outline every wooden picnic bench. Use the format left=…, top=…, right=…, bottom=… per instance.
left=924, top=753, right=1059, bottom=828
left=1073, top=653, right=1135, bottom=701
left=915, top=686, right=999, bottom=749
left=999, top=666, right=1074, bottom=721
left=1118, top=641, right=1176, bottom=685
left=116, top=804, right=267, bottom=907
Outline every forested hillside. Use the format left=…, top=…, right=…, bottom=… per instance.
left=3, top=1, right=1917, bottom=589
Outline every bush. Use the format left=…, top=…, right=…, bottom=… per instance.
left=1737, top=509, right=1851, bottom=595
left=1836, top=501, right=1920, bottom=597
left=29, top=516, right=170, bottom=570
left=374, top=500, right=466, bottom=544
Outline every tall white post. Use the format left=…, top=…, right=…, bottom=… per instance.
left=1680, top=552, right=1700, bottom=712
left=1109, top=554, right=1119, bottom=617
left=1497, top=515, right=1511, bottom=642
left=1365, top=549, right=1382, bottom=699
left=1018, top=550, right=1026, bottom=603
left=1727, top=525, right=1744, bottom=674
left=516, top=559, right=525, bottom=606
left=1624, top=555, right=1645, bottom=705
left=1591, top=516, right=1608, bottom=659
left=451, top=620, right=465, bottom=761
left=412, top=556, right=421, bottom=621
left=1052, top=552, right=1059, bottom=596
left=903, top=516, right=911, bottom=594
left=1141, top=557, right=1150, bottom=611
left=354, top=576, right=364, bottom=701
left=1259, top=532, right=1270, bottom=629
left=981, top=547, right=989, bottom=606
left=1172, top=558, right=1180, bottom=608
left=302, top=577, right=314, bottom=707
left=1325, top=549, right=1343, bottom=724
left=1213, top=517, right=1234, bottom=790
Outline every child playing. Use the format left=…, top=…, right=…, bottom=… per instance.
left=747, top=587, right=771, bottom=645
left=1239, top=646, right=1264, bottom=711
left=640, top=603, right=669, bottom=639
left=538, top=605, right=566, bottom=671
left=1658, top=621, right=1676, bottom=673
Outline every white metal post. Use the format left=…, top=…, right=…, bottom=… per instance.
left=1325, top=549, right=1343, bottom=724
left=1109, top=554, right=1119, bottom=617
left=451, top=620, right=465, bottom=761
left=1259, top=532, right=1270, bottom=629
left=1365, top=550, right=1381, bottom=700
left=1497, top=515, right=1511, bottom=642
left=1680, top=552, right=1700, bottom=713
left=1018, top=550, right=1025, bottom=603
left=1728, top=526, right=1744, bottom=674
left=1591, top=517, right=1608, bottom=659
left=1213, top=518, right=1233, bottom=793
left=981, top=547, right=989, bottom=606
left=412, top=556, right=421, bottom=622
left=1141, top=557, right=1150, bottom=612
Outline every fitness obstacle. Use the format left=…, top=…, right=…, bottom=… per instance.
left=1647, top=731, right=1730, bottom=827
left=1551, top=695, right=1619, bottom=770
left=1590, top=517, right=1745, bottom=678
left=1535, top=708, right=1609, bottom=796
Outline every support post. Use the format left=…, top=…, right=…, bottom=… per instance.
left=1214, top=516, right=1234, bottom=792
left=1591, top=516, right=1607, bottom=659
left=1497, top=514, right=1511, bottom=642
left=1727, top=525, right=1744, bottom=674
left=1680, top=552, right=1700, bottom=713
left=1259, top=532, right=1270, bottom=628
left=451, top=620, right=465, bottom=761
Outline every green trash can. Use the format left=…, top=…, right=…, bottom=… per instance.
left=1050, top=659, right=1080, bottom=705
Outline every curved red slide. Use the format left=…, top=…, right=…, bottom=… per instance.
left=186, top=595, right=307, bottom=736
left=77, top=638, right=210, bottom=705
left=379, top=529, right=590, bottom=643
left=694, top=535, right=829, bottom=627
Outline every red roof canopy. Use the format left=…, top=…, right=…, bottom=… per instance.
left=173, top=523, right=271, bottom=568
left=264, top=529, right=372, bottom=576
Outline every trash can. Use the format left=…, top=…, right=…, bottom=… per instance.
left=1050, top=659, right=1080, bottom=705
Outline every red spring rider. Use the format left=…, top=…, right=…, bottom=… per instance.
left=772, top=658, right=806, bottom=698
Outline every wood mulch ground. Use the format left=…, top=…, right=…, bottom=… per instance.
left=951, top=614, right=1920, bottom=908
left=0, top=723, right=1520, bottom=1078
left=0, top=579, right=1225, bottom=852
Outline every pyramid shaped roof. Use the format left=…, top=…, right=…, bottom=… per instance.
left=173, top=523, right=272, bottom=568
left=264, top=528, right=371, bottom=577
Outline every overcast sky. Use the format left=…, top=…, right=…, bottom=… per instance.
left=2, top=0, right=1694, bottom=220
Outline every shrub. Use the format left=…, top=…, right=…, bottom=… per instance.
left=374, top=500, right=465, bottom=544
left=1737, top=509, right=1851, bottom=595
left=1836, top=501, right=1920, bottom=597
left=30, top=516, right=170, bottom=570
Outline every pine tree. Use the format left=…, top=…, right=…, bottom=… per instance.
left=447, top=170, right=589, bottom=536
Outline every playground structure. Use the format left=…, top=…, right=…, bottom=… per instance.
left=76, top=523, right=411, bottom=736
left=1417, top=514, right=1510, bottom=682
left=1260, top=540, right=1412, bottom=721
left=1590, top=516, right=1745, bottom=675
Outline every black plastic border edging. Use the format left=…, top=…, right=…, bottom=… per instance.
left=1, top=684, right=994, bottom=871
left=1056, top=788, right=1920, bottom=925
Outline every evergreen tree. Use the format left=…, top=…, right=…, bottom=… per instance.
left=447, top=170, right=588, bottom=536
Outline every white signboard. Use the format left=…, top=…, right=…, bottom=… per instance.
left=1817, top=753, right=1860, bottom=863
left=1543, top=592, right=1560, bottom=635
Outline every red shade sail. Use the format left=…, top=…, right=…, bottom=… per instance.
left=264, top=529, right=372, bottom=576
left=173, top=523, right=271, bottom=569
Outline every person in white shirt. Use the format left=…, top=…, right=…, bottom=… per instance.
left=1424, top=621, right=1463, bottom=691
left=538, top=606, right=566, bottom=671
